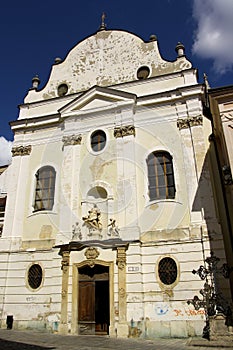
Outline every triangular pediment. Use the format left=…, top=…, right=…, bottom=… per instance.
left=59, top=86, right=136, bottom=117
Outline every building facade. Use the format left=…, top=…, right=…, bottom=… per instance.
left=0, top=25, right=230, bottom=338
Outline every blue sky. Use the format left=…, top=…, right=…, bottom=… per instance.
left=1, top=0, right=233, bottom=164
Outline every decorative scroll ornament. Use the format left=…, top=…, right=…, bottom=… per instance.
left=114, top=125, right=135, bottom=138
left=12, top=145, right=32, bottom=157
left=61, top=251, right=70, bottom=271
left=85, top=247, right=100, bottom=268
left=62, top=134, right=82, bottom=146
left=189, top=116, right=203, bottom=127
left=119, top=287, right=126, bottom=298
left=177, top=116, right=203, bottom=130
left=117, top=247, right=126, bottom=270
left=61, top=290, right=66, bottom=299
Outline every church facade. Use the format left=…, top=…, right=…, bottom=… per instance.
left=0, top=24, right=230, bottom=338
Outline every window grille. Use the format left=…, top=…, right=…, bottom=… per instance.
left=158, top=257, right=177, bottom=285
left=147, top=151, right=175, bottom=200
left=28, top=264, right=43, bottom=289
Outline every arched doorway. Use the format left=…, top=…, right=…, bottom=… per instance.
left=78, top=264, right=110, bottom=335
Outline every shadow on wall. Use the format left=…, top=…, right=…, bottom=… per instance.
left=192, top=147, right=231, bottom=293
left=191, top=146, right=233, bottom=321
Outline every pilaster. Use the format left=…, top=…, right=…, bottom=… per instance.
left=59, top=251, right=70, bottom=334
left=117, top=246, right=128, bottom=337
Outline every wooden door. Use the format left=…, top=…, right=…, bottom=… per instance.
left=78, top=265, right=109, bottom=335
left=78, top=281, right=95, bottom=334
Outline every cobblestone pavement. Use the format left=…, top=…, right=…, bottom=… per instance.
left=0, top=329, right=232, bottom=350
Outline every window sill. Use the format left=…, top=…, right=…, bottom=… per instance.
left=145, top=198, right=182, bottom=208
left=27, top=210, right=58, bottom=218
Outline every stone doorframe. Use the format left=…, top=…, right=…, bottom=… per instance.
left=71, top=259, right=115, bottom=336
left=57, top=241, right=129, bottom=337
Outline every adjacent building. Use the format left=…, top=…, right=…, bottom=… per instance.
left=207, top=85, right=233, bottom=301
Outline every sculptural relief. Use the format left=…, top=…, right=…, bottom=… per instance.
left=82, top=205, right=102, bottom=235
left=108, top=218, right=120, bottom=237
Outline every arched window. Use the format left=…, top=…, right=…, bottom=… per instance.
left=147, top=151, right=175, bottom=200
left=34, top=166, right=56, bottom=211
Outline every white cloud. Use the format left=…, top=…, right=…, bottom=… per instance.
left=192, top=0, right=233, bottom=74
left=0, top=137, right=12, bottom=166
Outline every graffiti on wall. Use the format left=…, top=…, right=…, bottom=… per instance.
left=173, top=308, right=205, bottom=317
left=156, top=304, right=205, bottom=317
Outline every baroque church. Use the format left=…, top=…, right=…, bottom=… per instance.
left=0, top=18, right=232, bottom=338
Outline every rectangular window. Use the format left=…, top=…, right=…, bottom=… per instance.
left=147, top=152, right=175, bottom=200
left=0, top=197, right=6, bottom=219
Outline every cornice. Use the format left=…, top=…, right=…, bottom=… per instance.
left=10, top=114, right=61, bottom=132
left=137, top=84, right=204, bottom=108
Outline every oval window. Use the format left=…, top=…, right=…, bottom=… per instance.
left=91, top=130, right=106, bottom=152
left=158, top=257, right=177, bottom=285
left=57, top=83, right=68, bottom=97
left=137, top=66, right=150, bottom=80
left=28, top=264, right=43, bottom=290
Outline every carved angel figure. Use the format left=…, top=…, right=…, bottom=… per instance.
left=108, top=218, right=119, bottom=236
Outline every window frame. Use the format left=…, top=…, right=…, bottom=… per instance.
left=33, top=166, right=56, bottom=212
left=0, top=196, right=6, bottom=219
left=146, top=151, right=176, bottom=201
left=158, top=257, right=178, bottom=285
left=156, top=255, right=180, bottom=291
left=90, top=130, right=107, bottom=153
left=26, top=263, right=44, bottom=291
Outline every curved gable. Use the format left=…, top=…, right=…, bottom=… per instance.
left=25, top=30, right=192, bottom=103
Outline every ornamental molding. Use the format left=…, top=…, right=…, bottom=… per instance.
left=62, top=134, right=82, bottom=146
left=177, top=116, right=203, bottom=130
left=119, top=287, right=126, bottom=298
left=12, top=145, right=32, bottom=157
left=177, top=119, right=189, bottom=130
left=114, top=125, right=135, bottom=138
left=85, top=247, right=100, bottom=268
left=117, top=246, right=127, bottom=270
left=61, top=251, right=70, bottom=271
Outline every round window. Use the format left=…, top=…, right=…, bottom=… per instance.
left=57, top=83, right=68, bottom=97
left=91, top=130, right=106, bottom=152
left=158, top=257, right=177, bottom=285
left=28, top=264, right=43, bottom=290
left=137, top=66, right=150, bottom=80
